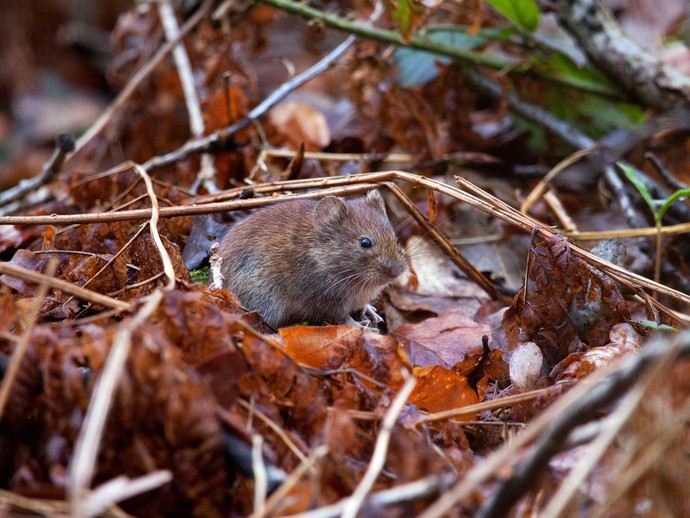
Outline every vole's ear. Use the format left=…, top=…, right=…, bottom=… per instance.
left=365, top=190, right=385, bottom=211
left=314, top=196, right=348, bottom=227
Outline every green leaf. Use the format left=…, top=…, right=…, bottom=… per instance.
left=657, top=187, right=690, bottom=222
left=485, top=0, right=540, bottom=31
left=636, top=319, right=678, bottom=332
left=387, top=0, right=424, bottom=40
left=394, top=28, right=489, bottom=86
left=618, top=162, right=657, bottom=219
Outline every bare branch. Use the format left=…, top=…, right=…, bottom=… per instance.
left=556, top=0, right=690, bottom=110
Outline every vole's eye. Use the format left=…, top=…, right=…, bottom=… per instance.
left=359, top=237, right=373, bottom=249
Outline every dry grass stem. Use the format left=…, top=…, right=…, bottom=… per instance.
left=82, top=472, right=173, bottom=517
left=70, top=1, right=212, bottom=158
left=520, top=147, right=597, bottom=214
left=157, top=0, right=218, bottom=193
left=252, top=435, right=268, bottom=517
left=237, top=399, right=311, bottom=464
left=341, top=374, right=417, bottom=518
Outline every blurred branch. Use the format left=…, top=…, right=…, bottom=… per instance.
left=257, top=0, right=620, bottom=98
left=0, top=134, right=74, bottom=212
left=0, top=261, right=132, bottom=312
left=556, top=0, right=690, bottom=110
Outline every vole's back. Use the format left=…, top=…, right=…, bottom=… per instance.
left=217, top=191, right=406, bottom=328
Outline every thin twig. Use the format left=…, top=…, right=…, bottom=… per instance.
left=645, top=151, right=689, bottom=191
left=0, top=134, right=75, bottom=212
left=82, top=471, right=173, bottom=517
left=419, top=332, right=690, bottom=517
left=141, top=33, right=358, bottom=173
left=418, top=384, right=572, bottom=424
left=237, top=399, right=310, bottom=464
left=257, top=0, right=618, bottom=98
left=0, top=261, right=132, bottom=312
left=590, top=392, right=690, bottom=518
left=288, top=473, right=455, bottom=518
left=463, top=70, right=647, bottom=232
left=252, top=435, right=268, bottom=517
left=539, top=341, right=677, bottom=517
left=385, top=182, right=507, bottom=302
left=520, top=147, right=596, bottom=214
left=79, top=223, right=149, bottom=293
left=249, top=446, right=328, bottom=518
left=2, top=170, right=689, bottom=310
left=143, top=1, right=385, bottom=175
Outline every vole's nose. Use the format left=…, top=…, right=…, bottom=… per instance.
left=381, top=256, right=407, bottom=280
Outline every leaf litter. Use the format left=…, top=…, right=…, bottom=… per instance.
left=0, top=1, right=690, bottom=517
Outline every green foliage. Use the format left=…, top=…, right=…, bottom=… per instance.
left=394, top=27, right=501, bottom=86
left=190, top=266, right=210, bottom=284
left=636, top=319, right=678, bottom=332
left=618, top=162, right=690, bottom=224
left=485, top=0, right=539, bottom=31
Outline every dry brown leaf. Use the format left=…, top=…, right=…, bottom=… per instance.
left=269, top=100, right=331, bottom=151
left=410, top=365, right=478, bottom=415
left=502, top=234, right=630, bottom=367
left=282, top=325, right=360, bottom=370
left=394, top=308, right=489, bottom=368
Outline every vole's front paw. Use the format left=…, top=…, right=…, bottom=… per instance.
left=344, top=305, right=384, bottom=331
left=362, top=304, right=384, bottom=326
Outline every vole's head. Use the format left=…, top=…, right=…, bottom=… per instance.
left=312, top=191, right=407, bottom=293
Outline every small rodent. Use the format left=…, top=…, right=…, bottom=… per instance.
left=217, top=190, right=407, bottom=328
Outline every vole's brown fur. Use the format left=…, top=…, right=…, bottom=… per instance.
left=217, top=190, right=407, bottom=328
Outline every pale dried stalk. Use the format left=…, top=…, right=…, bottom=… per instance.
left=419, top=384, right=572, bottom=424
left=252, top=435, right=268, bottom=517
left=288, top=474, right=454, bottom=518
left=590, top=392, right=690, bottom=518
left=70, top=1, right=212, bottom=158
left=249, top=446, right=328, bottom=518
left=157, top=0, right=219, bottom=193
left=385, top=181, right=506, bottom=302
left=543, top=190, right=578, bottom=233
left=520, top=147, right=596, bottom=214
left=83, top=471, right=173, bottom=517
left=341, top=375, right=417, bottom=518
left=237, top=399, right=310, bottom=464
left=68, top=290, right=163, bottom=518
